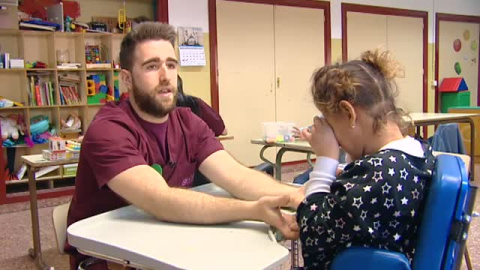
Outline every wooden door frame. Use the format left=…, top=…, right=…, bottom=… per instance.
left=435, top=13, right=480, bottom=112
left=156, top=0, right=169, bottom=23
left=208, top=0, right=331, bottom=112
left=342, top=3, right=429, bottom=113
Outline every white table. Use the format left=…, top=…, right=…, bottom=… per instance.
left=252, top=112, right=479, bottom=181
left=67, top=184, right=289, bottom=270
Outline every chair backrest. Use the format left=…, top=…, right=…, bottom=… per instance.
left=331, top=154, right=476, bottom=270
left=52, top=201, right=71, bottom=254
left=413, top=154, right=474, bottom=269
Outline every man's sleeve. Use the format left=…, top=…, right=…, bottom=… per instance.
left=82, top=119, right=147, bottom=188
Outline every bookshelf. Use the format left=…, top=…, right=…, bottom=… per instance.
left=0, top=30, right=126, bottom=204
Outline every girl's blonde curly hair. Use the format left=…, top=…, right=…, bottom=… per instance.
left=311, top=49, right=410, bottom=133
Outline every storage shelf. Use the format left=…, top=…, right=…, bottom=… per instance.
left=0, top=28, right=125, bottom=204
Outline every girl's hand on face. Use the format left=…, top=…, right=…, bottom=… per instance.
left=302, top=116, right=340, bottom=159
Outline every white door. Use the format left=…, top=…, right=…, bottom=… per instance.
left=217, top=1, right=276, bottom=166
left=346, top=12, right=424, bottom=113
left=274, top=5, right=325, bottom=162
left=387, top=16, right=424, bottom=112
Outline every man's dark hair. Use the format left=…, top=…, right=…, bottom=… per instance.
left=119, top=22, right=176, bottom=71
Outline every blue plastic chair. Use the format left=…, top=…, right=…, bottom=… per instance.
left=330, top=154, right=477, bottom=270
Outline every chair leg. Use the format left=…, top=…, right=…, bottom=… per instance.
left=464, top=247, right=473, bottom=270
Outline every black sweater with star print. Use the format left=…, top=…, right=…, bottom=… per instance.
left=297, top=144, right=435, bottom=269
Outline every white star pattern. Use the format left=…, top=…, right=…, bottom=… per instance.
left=413, top=175, right=419, bottom=183
left=389, top=220, right=400, bottom=228
left=382, top=183, right=392, bottom=194
left=344, top=182, right=355, bottom=191
left=372, top=157, right=383, bottom=167
left=393, top=233, right=401, bottom=241
left=296, top=146, right=435, bottom=268
left=301, top=216, right=308, bottom=228
left=335, top=218, right=346, bottom=229
left=306, top=237, right=314, bottom=246
left=352, top=197, right=363, bottom=209
left=360, top=210, right=368, bottom=220
left=328, top=198, right=336, bottom=207
left=315, top=226, right=325, bottom=235
left=412, top=189, right=420, bottom=199
left=372, top=171, right=383, bottom=182
left=383, top=198, right=393, bottom=209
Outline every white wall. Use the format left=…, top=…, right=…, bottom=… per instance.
left=169, top=0, right=480, bottom=43
left=331, top=0, right=480, bottom=42
left=168, top=0, right=209, bottom=31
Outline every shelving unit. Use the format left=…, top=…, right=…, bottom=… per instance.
left=0, top=30, right=125, bottom=204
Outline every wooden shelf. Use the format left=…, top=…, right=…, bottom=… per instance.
left=0, top=28, right=125, bottom=204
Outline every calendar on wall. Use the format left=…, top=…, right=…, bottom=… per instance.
left=177, top=26, right=206, bottom=67
left=179, top=45, right=206, bottom=66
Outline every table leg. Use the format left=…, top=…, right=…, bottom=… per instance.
left=275, top=148, right=290, bottom=181
left=27, top=165, right=53, bottom=270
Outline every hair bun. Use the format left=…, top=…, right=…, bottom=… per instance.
left=360, top=49, right=404, bottom=80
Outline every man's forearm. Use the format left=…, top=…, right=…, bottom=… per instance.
left=226, top=167, right=298, bottom=201
left=144, top=187, right=260, bottom=224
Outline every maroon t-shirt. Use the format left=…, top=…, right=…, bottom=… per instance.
left=65, top=100, right=223, bottom=259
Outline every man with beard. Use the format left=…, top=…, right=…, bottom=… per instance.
left=66, top=22, right=303, bottom=270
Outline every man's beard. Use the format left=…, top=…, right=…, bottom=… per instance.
left=132, top=80, right=177, bottom=118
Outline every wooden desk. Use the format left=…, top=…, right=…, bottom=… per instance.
left=22, top=154, right=78, bottom=270
left=67, top=184, right=289, bottom=270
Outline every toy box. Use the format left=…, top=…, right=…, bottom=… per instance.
left=63, top=163, right=78, bottom=177
left=262, top=122, right=295, bottom=143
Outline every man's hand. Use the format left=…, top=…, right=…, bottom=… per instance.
left=287, top=185, right=305, bottom=209
left=302, top=116, right=339, bottom=160
left=255, top=196, right=299, bottom=240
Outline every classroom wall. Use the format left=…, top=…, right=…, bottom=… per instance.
left=77, top=0, right=153, bottom=23
left=169, top=0, right=211, bottom=104
left=168, top=0, right=479, bottom=111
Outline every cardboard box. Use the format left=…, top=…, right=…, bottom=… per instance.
left=0, top=3, right=18, bottom=30
left=63, top=163, right=78, bottom=177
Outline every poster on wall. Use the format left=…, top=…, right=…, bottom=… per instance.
left=177, top=27, right=206, bottom=67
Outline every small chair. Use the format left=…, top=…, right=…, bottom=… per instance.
left=330, top=154, right=477, bottom=270
left=52, top=201, right=71, bottom=254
